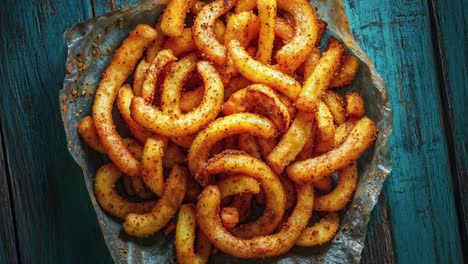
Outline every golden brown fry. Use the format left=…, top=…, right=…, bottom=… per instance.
left=314, top=177, right=333, bottom=193
left=334, top=119, right=357, bottom=146
left=267, top=111, right=314, bottom=175
left=296, top=121, right=316, bottom=161
left=238, top=134, right=262, bottom=159
left=160, top=0, right=195, bottom=37
left=302, top=46, right=321, bottom=78
left=275, top=0, right=318, bottom=73
left=228, top=40, right=301, bottom=100
left=223, top=84, right=292, bottom=132
left=322, top=91, right=347, bottom=125
left=92, top=24, right=157, bottom=177
left=161, top=54, right=198, bottom=115
left=217, top=175, right=261, bottom=198
left=131, top=61, right=224, bottom=136
left=176, top=204, right=212, bottom=264
left=315, top=162, right=357, bottom=211
left=314, top=101, right=336, bottom=154
left=221, top=207, right=240, bottom=229
left=331, top=54, right=360, bottom=88
left=163, top=221, right=176, bottom=236
left=77, top=116, right=106, bottom=153
left=274, top=16, right=294, bottom=42
left=117, top=85, right=153, bottom=144
left=295, top=212, right=340, bottom=246
left=94, top=164, right=155, bottom=219
left=224, top=11, right=259, bottom=48
left=257, top=137, right=277, bottom=158
left=171, top=134, right=196, bottom=149
left=345, top=92, right=366, bottom=119
left=163, top=28, right=197, bottom=57
left=133, top=60, right=150, bottom=96
left=141, top=49, right=177, bottom=103
left=203, top=151, right=286, bottom=238
left=196, top=183, right=314, bottom=258
left=295, top=38, right=345, bottom=113
left=193, top=0, right=237, bottom=65
left=188, top=113, right=278, bottom=186
left=224, top=75, right=252, bottom=100
left=123, top=165, right=188, bottom=237
left=185, top=175, right=203, bottom=203
left=180, top=85, right=204, bottom=112
left=163, top=142, right=186, bottom=169
left=146, top=21, right=166, bottom=62
left=287, top=117, right=377, bottom=184
left=280, top=176, right=296, bottom=210
left=214, top=19, right=226, bottom=44
left=235, top=0, right=256, bottom=12
left=256, top=0, right=277, bottom=64
left=130, top=176, right=155, bottom=199
left=230, top=194, right=252, bottom=222
left=141, top=135, right=168, bottom=197
left=122, top=176, right=136, bottom=196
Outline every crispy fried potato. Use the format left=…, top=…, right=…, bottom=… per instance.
left=188, top=113, right=278, bottom=186
left=92, top=24, right=157, bottom=177
left=141, top=135, right=168, bottom=197
left=77, top=116, right=106, bottom=153
left=331, top=54, right=360, bottom=88
left=218, top=175, right=261, bottom=198
left=230, top=194, right=253, bottom=222
left=274, top=16, right=294, bottom=42
left=267, top=111, right=314, bottom=175
left=295, top=38, right=345, bottom=113
left=193, top=0, right=237, bottom=65
left=345, top=92, right=366, bottom=119
left=257, top=137, right=277, bottom=158
left=131, top=61, right=224, bottom=136
left=334, top=119, right=357, bottom=145
left=130, top=176, right=155, bottom=199
left=238, top=134, right=262, bottom=159
left=303, top=45, right=321, bottom=78
left=163, top=142, right=186, bottom=169
left=256, top=0, right=277, bottom=64
left=221, top=207, right=240, bottom=229
left=160, top=0, right=195, bottom=37
left=296, top=121, right=316, bottom=161
left=296, top=212, right=340, bottom=246
left=224, top=75, right=252, bottom=100
left=287, top=117, right=377, bottom=184
left=146, top=21, right=166, bottom=62
left=235, top=0, right=256, bottom=12
left=171, top=134, right=196, bottom=149
left=176, top=204, right=212, bottom=264
left=163, top=28, right=197, bottom=57
left=322, top=91, right=347, bottom=125
left=196, top=183, right=313, bottom=258
left=228, top=40, right=301, bottom=100
left=314, top=177, right=333, bottom=193
left=141, top=49, right=177, bottom=103
left=180, top=85, right=204, bottom=112
left=314, top=101, right=336, bottom=154
left=117, top=85, right=153, bottom=144
left=123, top=165, right=188, bottom=237
left=94, top=164, right=155, bottom=219
left=133, top=60, right=150, bottom=97
left=204, top=151, right=286, bottom=238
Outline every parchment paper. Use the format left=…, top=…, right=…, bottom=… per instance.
left=59, top=0, right=393, bottom=263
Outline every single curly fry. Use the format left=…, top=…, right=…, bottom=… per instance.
left=275, top=0, right=318, bottom=73
left=238, top=134, right=262, bottom=159
left=77, top=116, right=107, bottom=153
left=302, top=45, right=321, bottom=78
left=330, top=54, right=360, bottom=88
left=141, top=49, right=177, bottom=103
left=163, top=28, right=197, bottom=57
left=295, top=38, right=345, bottom=113
left=295, top=212, right=340, bottom=246
left=130, top=176, right=155, bottom=199
left=230, top=194, right=253, bottom=222
left=322, top=91, right=347, bottom=125
left=163, top=142, right=186, bottom=169
left=131, top=61, right=224, bottom=136
left=235, top=0, right=256, bottom=12
left=314, top=177, right=333, bottom=193
left=180, top=85, right=204, bottom=112
left=286, top=117, right=377, bottom=184
left=146, top=21, right=166, bottom=62
left=94, top=164, right=155, bottom=219
left=123, top=165, right=188, bottom=237
left=161, top=54, right=198, bottom=116
left=280, top=176, right=296, bottom=210
left=223, top=84, right=292, bottom=132
left=314, top=101, right=336, bottom=154
left=193, top=0, right=237, bottom=65
left=221, top=207, right=240, bottom=229
left=267, top=111, right=315, bottom=175
left=141, top=135, right=168, bottom=197
left=160, top=0, right=195, bottom=37
left=345, top=92, right=366, bottom=119
left=92, top=24, right=157, bottom=177
left=296, top=121, right=316, bottom=161
left=224, top=75, right=252, bottom=100
left=187, top=113, right=278, bottom=186
left=196, top=183, right=314, bottom=258
left=334, top=119, right=357, bottom=146
left=218, top=175, right=261, bottom=199
left=203, top=151, right=286, bottom=238
left=256, top=0, right=277, bottom=64
left=133, top=60, right=150, bottom=96
left=176, top=204, right=212, bottom=264
left=228, top=40, right=301, bottom=100
left=171, top=134, right=196, bottom=149
left=257, top=137, right=277, bottom=158
left=274, top=17, right=294, bottom=42
left=315, top=162, right=357, bottom=211
left=117, top=85, right=153, bottom=144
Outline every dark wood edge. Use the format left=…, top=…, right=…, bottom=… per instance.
left=0, top=120, right=19, bottom=264
left=427, top=0, right=468, bottom=259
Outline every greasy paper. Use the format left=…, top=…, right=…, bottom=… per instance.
left=60, top=0, right=393, bottom=263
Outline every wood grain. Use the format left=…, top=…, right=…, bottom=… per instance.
left=345, top=0, right=463, bottom=262
left=429, top=0, right=468, bottom=257
left=0, top=127, right=18, bottom=263
left=91, top=0, right=142, bottom=16
left=0, top=0, right=111, bottom=263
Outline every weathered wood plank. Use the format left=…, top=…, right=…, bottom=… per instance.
left=91, top=0, right=142, bottom=16
left=345, top=0, right=463, bottom=262
left=0, top=0, right=112, bottom=263
left=0, top=127, right=18, bottom=263
left=429, top=0, right=468, bottom=257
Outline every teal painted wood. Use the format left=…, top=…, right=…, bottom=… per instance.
left=0, top=0, right=112, bottom=263
left=91, top=0, right=143, bottom=16
left=0, top=131, right=18, bottom=264
left=345, top=0, right=463, bottom=262
left=431, top=0, right=468, bottom=255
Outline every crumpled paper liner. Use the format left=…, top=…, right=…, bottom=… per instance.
left=59, top=0, right=393, bottom=263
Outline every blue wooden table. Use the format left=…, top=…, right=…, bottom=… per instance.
left=0, top=0, right=466, bottom=263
